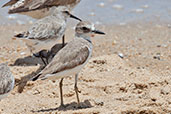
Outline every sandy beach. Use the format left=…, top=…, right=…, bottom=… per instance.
left=0, top=0, right=171, bottom=113
left=0, top=22, right=170, bottom=113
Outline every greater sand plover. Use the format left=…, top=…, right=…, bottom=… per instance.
left=2, top=0, right=81, bottom=19
left=32, top=21, right=105, bottom=107
left=0, top=63, right=15, bottom=100
left=15, top=6, right=81, bottom=66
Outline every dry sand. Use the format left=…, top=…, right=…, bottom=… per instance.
left=0, top=23, right=170, bottom=114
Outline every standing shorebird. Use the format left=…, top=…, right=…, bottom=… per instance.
left=32, top=21, right=105, bottom=107
left=3, top=0, right=81, bottom=66
left=15, top=6, right=81, bottom=66
left=2, top=0, right=81, bottom=19
left=0, top=63, right=15, bottom=100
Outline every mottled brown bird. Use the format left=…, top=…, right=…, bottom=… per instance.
left=2, top=0, right=81, bottom=19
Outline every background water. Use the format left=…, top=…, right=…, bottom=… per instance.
left=0, top=0, right=171, bottom=25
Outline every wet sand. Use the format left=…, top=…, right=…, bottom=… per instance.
left=0, top=23, right=170, bottom=114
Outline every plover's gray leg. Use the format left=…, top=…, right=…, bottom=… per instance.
left=40, top=57, right=47, bottom=66
left=34, top=50, right=49, bottom=66
left=59, top=78, right=64, bottom=107
left=74, top=74, right=81, bottom=106
left=62, top=35, right=65, bottom=48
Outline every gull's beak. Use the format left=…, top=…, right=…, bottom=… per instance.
left=92, top=30, right=105, bottom=35
left=69, top=13, right=82, bottom=21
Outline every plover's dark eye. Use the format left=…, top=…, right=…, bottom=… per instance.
left=82, top=27, right=89, bottom=30
left=63, top=11, right=69, bottom=14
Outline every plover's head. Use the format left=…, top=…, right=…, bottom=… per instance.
left=52, top=6, right=81, bottom=21
left=75, top=21, right=105, bottom=37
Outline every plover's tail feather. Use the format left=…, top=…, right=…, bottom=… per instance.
left=32, top=74, right=41, bottom=81
left=14, top=33, right=25, bottom=38
left=2, top=0, right=18, bottom=8
left=14, top=32, right=28, bottom=38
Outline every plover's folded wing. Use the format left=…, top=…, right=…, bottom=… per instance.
left=8, top=0, right=48, bottom=13
left=45, top=0, right=81, bottom=10
left=22, top=17, right=64, bottom=40
left=7, top=0, right=80, bottom=13
left=45, top=0, right=80, bottom=6
left=32, top=40, right=89, bottom=81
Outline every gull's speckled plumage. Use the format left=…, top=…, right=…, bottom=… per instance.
left=0, top=63, right=15, bottom=100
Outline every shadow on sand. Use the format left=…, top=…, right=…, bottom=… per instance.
left=15, top=66, right=43, bottom=93
left=11, top=43, right=67, bottom=93
left=10, top=55, right=45, bottom=93
left=10, top=43, right=66, bottom=67
left=32, top=100, right=93, bottom=113
left=10, top=55, right=44, bottom=66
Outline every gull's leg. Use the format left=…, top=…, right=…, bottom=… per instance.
left=59, top=78, right=64, bottom=107
left=74, top=74, right=81, bottom=106
left=62, top=35, right=65, bottom=48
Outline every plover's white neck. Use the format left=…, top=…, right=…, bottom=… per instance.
left=75, top=33, right=92, bottom=43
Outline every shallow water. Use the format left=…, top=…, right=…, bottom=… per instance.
left=0, top=0, right=171, bottom=25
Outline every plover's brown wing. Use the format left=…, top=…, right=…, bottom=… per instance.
left=45, top=0, right=81, bottom=10
left=8, top=0, right=48, bottom=13
left=8, top=0, right=80, bottom=13
left=32, top=39, right=89, bottom=81
left=2, top=0, right=19, bottom=7
left=44, top=0, right=80, bottom=6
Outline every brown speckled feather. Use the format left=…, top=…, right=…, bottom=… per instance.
left=7, top=0, right=80, bottom=13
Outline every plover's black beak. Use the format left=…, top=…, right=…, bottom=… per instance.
left=70, top=13, right=82, bottom=21
left=92, top=30, right=105, bottom=35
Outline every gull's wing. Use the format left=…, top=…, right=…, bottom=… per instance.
left=32, top=39, right=90, bottom=81
left=16, top=16, right=65, bottom=40
left=7, top=0, right=80, bottom=13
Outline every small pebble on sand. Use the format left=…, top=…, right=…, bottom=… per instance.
left=112, top=4, right=123, bottom=10
left=134, top=9, right=144, bottom=13
left=98, top=2, right=105, bottom=7
left=7, top=15, right=16, bottom=20
left=118, top=53, right=124, bottom=59
left=89, top=12, right=96, bottom=16
left=142, top=5, right=149, bottom=9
